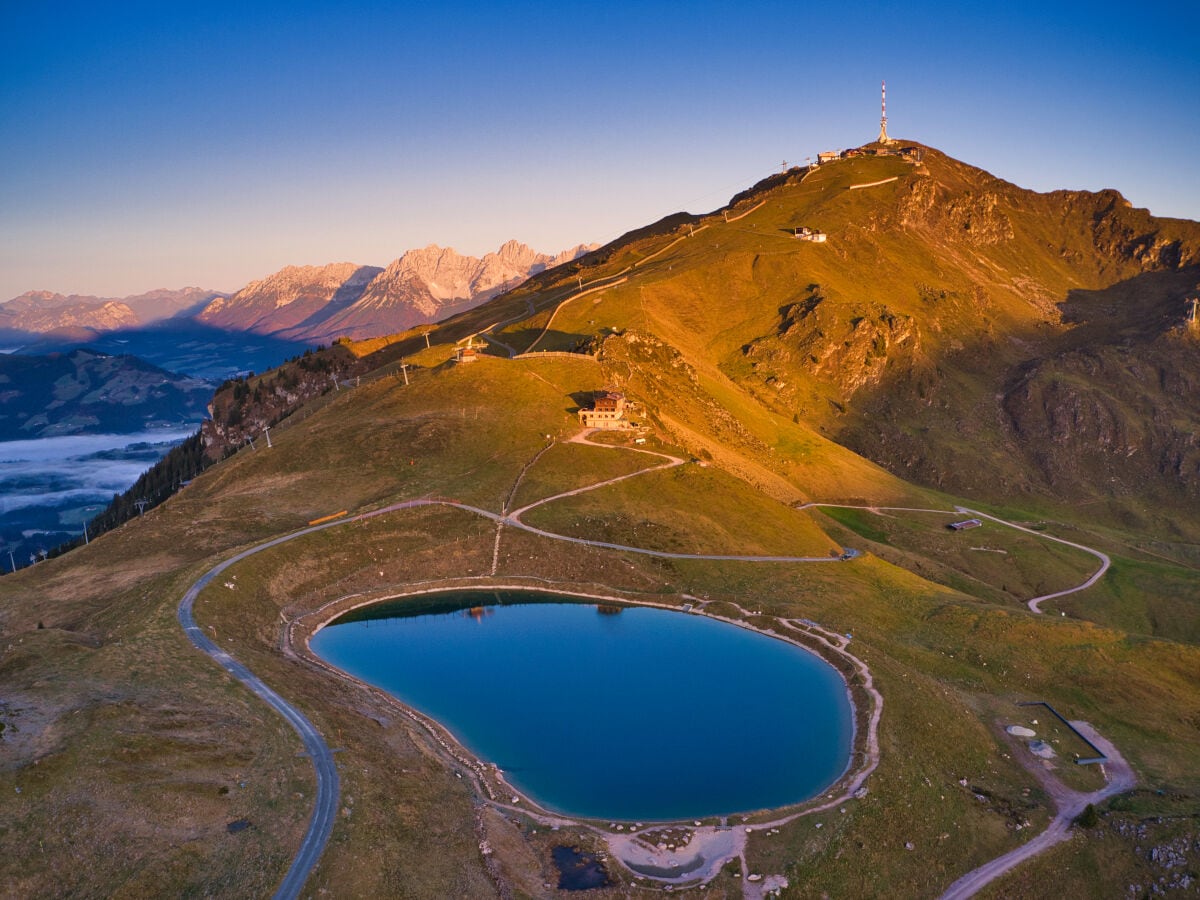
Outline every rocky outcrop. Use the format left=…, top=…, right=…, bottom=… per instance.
left=899, top=178, right=1014, bottom=246
left=201, top=344, right=365, bottom=461
left=741, top=289, right=925, bottom=409
left=1082, top=190, right=1197, bottom=271
left=1002, top=339, right=1200, bottom=499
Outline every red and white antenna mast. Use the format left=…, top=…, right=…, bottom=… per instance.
left=878, top=80, right=890, bottom=144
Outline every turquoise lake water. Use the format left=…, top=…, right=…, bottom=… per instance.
left=310, top=591, right=854, bottom=821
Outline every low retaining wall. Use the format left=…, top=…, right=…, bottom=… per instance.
left=1018, top=701, right=1109, bottom=764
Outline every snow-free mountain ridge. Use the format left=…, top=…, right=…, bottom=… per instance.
left=195, top=240, right=595, bottom=343
left=2, top=241, right=595, bottom=349
left=0, top=287, right=222, bottom=338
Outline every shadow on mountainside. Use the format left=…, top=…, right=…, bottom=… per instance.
left=1056, top=265, right=1200, bottom=345
left=727, top=270, right=1200, bottom=536
left=13, top=320, right=314, bottom=382
left=269, top=265, right=383, bottom=337
left=502, top=328, right=598, bottom=356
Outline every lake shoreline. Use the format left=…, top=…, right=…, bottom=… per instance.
left=288, top=577, right=883, bottom=889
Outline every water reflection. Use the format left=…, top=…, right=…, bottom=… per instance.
left=313, top=591, right=853, bottom=820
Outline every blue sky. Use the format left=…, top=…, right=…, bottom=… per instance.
left=2, top=1, right=1197, bottom=299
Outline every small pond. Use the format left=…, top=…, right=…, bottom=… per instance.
left=310, top=591, right=854, bottom=821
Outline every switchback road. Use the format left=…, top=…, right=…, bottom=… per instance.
left=798, top=502, right=1113, bottom=614
left=177, top=446, right=852, bottom=894
left=955, top=507, right=1112, bottom=612
left=179, top=441, right=1118, bottom=897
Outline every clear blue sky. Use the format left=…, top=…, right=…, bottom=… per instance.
left=2, top=1, right=1196, bottom=300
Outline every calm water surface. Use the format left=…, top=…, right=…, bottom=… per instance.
left=311, top=591, right=853, bottom=820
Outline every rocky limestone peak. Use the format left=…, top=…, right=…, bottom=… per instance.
left=202, top=262, right=379, bottom=317
left=383, top=242, right=554, bottom=303
left=548, top=243, right=598, bottom=267
left=490, top=239, right=543, bottom=269
left=392, top=244, right=474, bottom=281
left=2, top=287, right=227, bottom=329
left=3, top=290, right=64, bottom=309
left=3, top=290, right=111, bottom=312
left=255, top=262, right=373, bottom=297
left=188, top=240, right=594, bottom=343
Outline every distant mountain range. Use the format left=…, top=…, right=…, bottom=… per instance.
left=1, top=240, right=595, bottom=356
left=196, top=240, right=594, bottom=343
left=0, top=287, right=224, bottom=343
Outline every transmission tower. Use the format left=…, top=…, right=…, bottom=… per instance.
left=878, top=80, right=891, bottom=144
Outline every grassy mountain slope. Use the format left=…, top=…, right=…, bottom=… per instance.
left=479, top=146, right=1200, bottom=532
left=2, top=145, right=1200, bottom=897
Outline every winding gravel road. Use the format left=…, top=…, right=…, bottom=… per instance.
left=939, top=722, right=1134, bottom=900
left=178, top=522, right=350, bottom=900
left=177, top=440, right=1120, bottom=897
left=954, top=507, right=1112, bottom=612
left=177, top=499, right=443, bottom=897
left=799, top=502, right=1113, bottom=614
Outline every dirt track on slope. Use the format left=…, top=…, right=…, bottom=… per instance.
left=939, top=721, right=1134, bottom=900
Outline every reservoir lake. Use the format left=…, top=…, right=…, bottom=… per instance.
left=310, top=591, right=854, bottom=821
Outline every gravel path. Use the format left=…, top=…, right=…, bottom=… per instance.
left=954, top=507, right=1112, bottom=612
left=798, top=502, right=1113, bottom=613
left=178, top=522, right=348, bottom=900
left=178, top=437, right=1120, bottom=897
left=939, top=722, right=1134, bottom=899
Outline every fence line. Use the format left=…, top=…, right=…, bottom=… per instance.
left=1017, top=701, right=1109, bottom=765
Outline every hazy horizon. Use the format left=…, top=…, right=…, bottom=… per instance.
left=3, top=1, right=1197, bottom=301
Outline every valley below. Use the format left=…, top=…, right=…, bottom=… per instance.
left=0, top=427, right=198, bottom=568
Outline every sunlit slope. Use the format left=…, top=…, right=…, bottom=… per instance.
left=353, top=288, right=930, bottom=509
left=5, top=253, right=1200, bottom=897
left=520, top=462, right=840, bottom=557
left=474, top=145, right=1200, bottom=529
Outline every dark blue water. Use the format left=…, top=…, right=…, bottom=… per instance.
left=311, top=592, right=853, bottom=821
